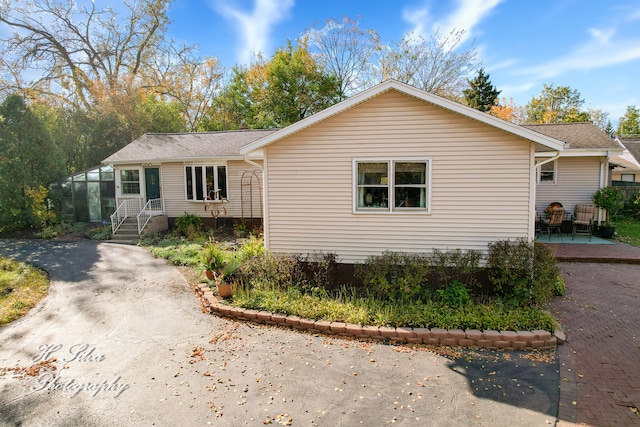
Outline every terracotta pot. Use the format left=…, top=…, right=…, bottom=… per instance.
left=205, top=269, right=214, bottom=280
left=217, top=282, right=234, bottom=298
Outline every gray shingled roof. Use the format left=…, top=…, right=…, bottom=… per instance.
left=522, top=122, right=621, bottom=150
left=103, top=130, right=277, bottom=164
left=619, top=138, right=640, bottom=163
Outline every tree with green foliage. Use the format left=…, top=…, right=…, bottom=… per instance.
left=463, top=67, right=501, bottom=112
left=617, top=105, right=640, bottom=136
left=0, top=95, right=64, bottom=231
left=207, top=41, right=341, bottom=129
left=524, top=84, right=590, bottom=124
left=261, top=41, right=342, bottom=127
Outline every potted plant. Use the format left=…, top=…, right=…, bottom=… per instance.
left=592, top=186, right=624, bottom=238
left=216, top=259, right=241, bottom=298
left=201, top=242, right=226, bottom=280
left=233, top=221, right=248, bottom=238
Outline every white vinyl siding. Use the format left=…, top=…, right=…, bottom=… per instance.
left=262, top=90, right=534, bottom=263
left=153, top=160, right=262, bottom=219
left=536, top=157, right=602, bottom=215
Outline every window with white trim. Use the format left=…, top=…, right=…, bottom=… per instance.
left=120, top=169, right=140, bottom=195
left=354, top=159, right=430, bottom=212
left=537, top=160, right=556, bottom=184
left=621, top=174, right=636, bottom=182
left=185, top=165, right=227, bottom=201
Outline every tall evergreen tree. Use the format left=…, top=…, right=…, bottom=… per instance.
left=463, top=68, right=501, bottom=112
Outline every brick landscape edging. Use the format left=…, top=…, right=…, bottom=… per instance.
left=195, top=284, right=560, bottom=350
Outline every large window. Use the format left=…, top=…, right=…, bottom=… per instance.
left=120, top=169, right=140, bottom=195
left=355, top=159, right=430, bottom=213
left=185, top=165, right=227, bottom=201
left=537, top=160, right=556, bottom=184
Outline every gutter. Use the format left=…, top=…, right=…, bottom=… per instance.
left=535, top=151, right=561, bottom=168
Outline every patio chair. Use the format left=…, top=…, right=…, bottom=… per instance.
left=541, top=207, right=565, bottom=241
left=572, top=204, right=595, bottom=241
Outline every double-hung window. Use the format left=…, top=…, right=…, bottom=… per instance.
left=537, top=160, right=556, bottom=184
left=354, top=159, right=430, bottom=213
left=120, top=169, right=140, bottom=195
left=185, top=165, right=227, bottom=201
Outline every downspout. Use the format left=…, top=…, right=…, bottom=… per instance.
left=535, top=151, right=561, bottom=168
left=243, top=155, right=263, bottom=171
left=243, top=154, right=267, bottom=245
left=596, top=150, right=612, bottom=224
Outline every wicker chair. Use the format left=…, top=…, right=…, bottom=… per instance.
left=541, top=207, right=565, bottom=241
left=572, top=204, right=595, bottom=241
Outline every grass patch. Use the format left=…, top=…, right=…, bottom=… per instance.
left=614, top=216, right=640, bottom=247
left=0, top=257, right=49, bottom=326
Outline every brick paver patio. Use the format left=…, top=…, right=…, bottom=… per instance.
left=552, top=259, right=640, bottom=426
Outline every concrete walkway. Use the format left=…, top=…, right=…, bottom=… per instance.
left=0, top=239, right=559, bottom=427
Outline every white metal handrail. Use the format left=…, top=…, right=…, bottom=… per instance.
left=110, top=199, right=142, bottom=234
left=137, top=198, right=165, bottom=234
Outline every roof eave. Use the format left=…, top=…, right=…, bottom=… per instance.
left=103, top=155, right=261, bottom=166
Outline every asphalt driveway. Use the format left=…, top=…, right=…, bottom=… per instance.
left=0, top=239, right=558, bottom=426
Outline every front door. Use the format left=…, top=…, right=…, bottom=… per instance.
left=145, top=168, right=161, bottom=201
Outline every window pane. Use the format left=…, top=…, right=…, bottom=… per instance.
left=121, top=183, right=140, bottom=194
left=185, top=167, right=193, bottom=200
left=217, top=166, right=227, bottom=199
left=195, top=166, right=204, bottom=200
left=120, top=170, right=139, bottom=182
left=74, top=173, right=86, bottom=182
left=395, top=187, right=426, bottom=208
left=87, top=171, right=100, bottom=181
left=205, top=166, right=215, bottom=199
left=357, top=187, right=388, bottom=208
left=395, top=162, right=426, bottom=185
left=357, top=162, right=387, bottom=185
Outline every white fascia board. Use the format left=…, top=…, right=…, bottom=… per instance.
left=105, top=155, right=254, bottom=166
left=537, top=148, right=624, bottom=158
left=239, top=80, right=566, bottom=154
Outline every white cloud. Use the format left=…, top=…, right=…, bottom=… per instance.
left=520, top=27, right=640, bottom=79
left=214, top=0, right=295, bottom=64
left=403, top=0, right=503, bottom=43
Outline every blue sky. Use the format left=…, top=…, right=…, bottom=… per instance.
left=167, top=0, right=640, bottom=123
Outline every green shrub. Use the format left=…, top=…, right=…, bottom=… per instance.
left=238, top=252, right=306, bottom=290
left=305, top=252, right=340, bottom=289
left=436, top=280, right=471, bottom=307
left=487, top=239, right=560, bottom=307
left=174, top=213, right=202, bottom=237
left=201, top=242, right=227, bottom=271
left=236, top=235, right=265, bottom=261
left=149, top=242, right=203, bottom=266
left=430, top=249, right=482, bottom=287
left=85, top=226, right=112, bottom=240
left=355, top=251, right=431, bottom=303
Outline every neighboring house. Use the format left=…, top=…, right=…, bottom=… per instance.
left=611, top=137, right=640, bottom=183
left=521, top=123, right=623, bottom=216
left=103, top=130, right=274, bottom=234
left=238, top=80, right=566, bottom=263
